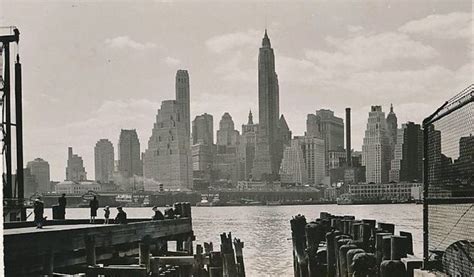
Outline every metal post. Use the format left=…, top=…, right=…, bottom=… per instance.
left=422, top=123, right=429, bottom=269
left=15, top=53, right=25, bottom=220
left=3, top=42, right=12, bottom=199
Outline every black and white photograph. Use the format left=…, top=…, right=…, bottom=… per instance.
left=1, top=0, right=473, bottom=276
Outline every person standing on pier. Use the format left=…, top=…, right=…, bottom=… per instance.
left=89, top=196, right=99, bottom=223
left=103, top=206, right=110, bottom=224
left=33, top=198, right=45, bottom=228
left=115, top=206, right=127, bottom=224
left=58, top=193, right=67, bottom=219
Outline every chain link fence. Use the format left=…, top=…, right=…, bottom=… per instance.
left=423, top=85, right=473, bottom=275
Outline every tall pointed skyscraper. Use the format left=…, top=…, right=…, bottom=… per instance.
left=176, top=70, right=190, bottom=138
left=252, top=30, right=281, bottom=180
left=386, top=104, right=398, bottom=160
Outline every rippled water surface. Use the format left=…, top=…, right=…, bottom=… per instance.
left=40, top=204, right=423, bottom=277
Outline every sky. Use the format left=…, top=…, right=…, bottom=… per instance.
left=1, top=0, right=472, bottom=181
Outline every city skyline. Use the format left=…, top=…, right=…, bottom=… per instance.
left=3, top=1, right=471, bottom=180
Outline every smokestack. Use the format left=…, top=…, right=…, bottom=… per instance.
left=345, top=108, right=352, bottom=167
left=68, top=147, right=73, bottom=159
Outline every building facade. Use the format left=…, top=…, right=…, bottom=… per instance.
left=315, top=109, right=345, bottom=175
left=143, top=100, right=193, bottom=191
left=191, top=113, right=214, bottom=184
left=386, top=104, right=398, bottom=160
left=66, top=147, right=87, bottom=182
left=252, top=30, right=282, bottom=181
left=26, top=158, right=50, bottom=193
left=295, top=136, right=326, bottom=185
left=279, top=139, right=308, bottom=184
left=192, top=113, right=213, bottom=146
left=390, top=122, right=423, bottom=182
left=55, top=180, right=101, bottom=195
left=118, top=129, right=142, bottom=178
left=94, top=139, right=114, bottom=184
left=362, top=106, right=391, bottom=183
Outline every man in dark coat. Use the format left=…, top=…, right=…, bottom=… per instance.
left=58, top=193, right=67, bottom=219
left=152, top=206, right=165, bottom=220
left=89, top=196, right=99, bottom=223
left=115, top=206, right=127, bottom=224
left=34, top=198, right=45, bottom=228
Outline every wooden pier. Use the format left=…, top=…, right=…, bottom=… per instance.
left=4, top=202, right=246, bottom=277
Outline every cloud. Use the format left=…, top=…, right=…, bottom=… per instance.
left=305, top=32, right=438, bottom=71
left=399, top=12, right=472, bottom=39
left=214, top=51, right=256, bottom=82
left=347, top=25, right=364, bottom=33
left=105, top=36, right=157, bottom=50
left=206, top=29, right=261, bottom=54
left=164, top=56, right=181, bottom=66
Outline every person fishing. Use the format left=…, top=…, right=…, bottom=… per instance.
left=33, top=198, right=45, bottom=228
left=103, top=206, right=110, bottom=224
left=89, top=196, right=99, bottom=223
left=115, top=206, right=127, bottom=224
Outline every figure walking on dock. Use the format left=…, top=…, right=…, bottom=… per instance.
left=152, top=206, right=165, bottom=220
left=89, top=196, right=99, bottom=223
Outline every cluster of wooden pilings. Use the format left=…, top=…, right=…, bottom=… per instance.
left=290, top=212, right=423, bottom=277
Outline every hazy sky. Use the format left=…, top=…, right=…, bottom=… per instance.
left=1, top=0, right=472, bottom=181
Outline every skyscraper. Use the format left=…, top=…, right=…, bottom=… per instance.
left=386, top=104, right=398, bottom=159
left=143, top=100, right=192, bottom=190
left=362, top=106, right=391, bottom=183
left=389, top=122, right=423, bottom=182
left=118, top=129, right=142, bottom=178
left=215, top=113, right=240, bottom=183
left=176, top=70, right=190, bottom=138
left=191, top=113, right=214, bottom=183
left=252, top=30, right=281, bottom=180
left=94, top=139, right=115, bottom=184
left=315, top=109, right=345, bottom=175
left=295, top=136, right=326, bottom=185
left=192, top=113, right=213, bottom=146
left=66, top=147, right=87, bottom=182
left=26, top=158, right=50, bottom=193
left=240, top=110, right=258, bottom=180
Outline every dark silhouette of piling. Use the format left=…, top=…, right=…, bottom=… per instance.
left=380, top=260, right=406, bottom=277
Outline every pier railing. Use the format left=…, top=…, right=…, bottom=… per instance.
left=422, top=84, right=474, bottom=275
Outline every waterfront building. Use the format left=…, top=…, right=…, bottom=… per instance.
left=65, top=147, right=87, bottom=182
left=94, top=139, right=114, bottom=184
left=386, top=104, right=398, bottom=160
left=55, top=180, right=101, bottom=195
left=348, top=182, right=422, bottom=201
left=26, top=158, right=50, bottom=193
left=143, top=100, right=193, bottom=191
left=118, top=129, right=142, bottom=178
left=176, top=70, right=190, bottom=138
left=215, top=113, right=240, bottom=184
left=252, top=30, right=282, bottom=181
left=295, top=136, right=326, bottom=185
left=240, top=110, right=258, bottom=180
left=362, top=106, right=391, bottom=183
left=280, top=139, right=307, bottom=185
left=389, top=122, right=423, bottom=182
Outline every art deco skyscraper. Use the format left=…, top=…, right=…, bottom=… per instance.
left=27, top=158, right=50, bottom=193
left=143, top=100, right=193, bottom=190
left=94, top=139, right=115, bottom=183
left=362, top=106, right=391, bottom=183
left=118, top=129, right=142, bottom=178
left=66, top=147, right=87, bottom=182
left=252, top=30, right=281, bottom=180
left=176, top=70, right=190, bottom=138
left=386, top=104, right=398, bottom=159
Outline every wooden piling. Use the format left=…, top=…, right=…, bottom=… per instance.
left=139, top=237, right=151, bottom=272
left=209, top=251, right=223, bottom=277
left=291, top=215, right=308, bottom=277
left=220, top=232, right=237, bottom=277
left=346, top=248, right=365, bottom=277
left=375, top=233, right=392, bottom=266
left=335, top=237, right=351, bottom=277
left=351, top=253, right=377, bottom=277
left=382, top=236, right=392, bottom=261
left=390, top=235, right=408, bottom=260
left=326, top=231, right=340, bottom=277
left=399, top=231, right=413, bottom=255
left=380, top=260, right=407, bottom=277
left=377, top=223, right=395, bottom=235
left=233, top=238, right=245, bottom=277
left=338, top=244, right=358, bottom=277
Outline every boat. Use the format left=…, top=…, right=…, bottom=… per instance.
left=266, top=200, right=282, bottom=206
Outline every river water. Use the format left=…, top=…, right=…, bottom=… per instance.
left=36, top=204, right=423, bottom=277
